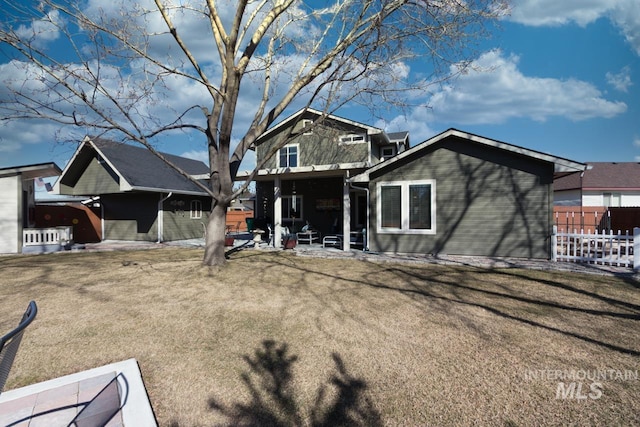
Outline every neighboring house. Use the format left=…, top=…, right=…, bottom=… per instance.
left=252, top=109, right=585, bottom=259
left=54, top=137, right=212, bottom=242
left=0, top=163, right=62, bottom=253
left=554, top=162, right=640, bottom=207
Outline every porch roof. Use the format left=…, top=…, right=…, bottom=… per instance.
left=0, top=162, right=61, bottom=179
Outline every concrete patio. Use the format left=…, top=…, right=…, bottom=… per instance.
left=0, top=359, right=156, bottom=426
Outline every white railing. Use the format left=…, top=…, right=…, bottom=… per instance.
left=552, top=226, right=639, bottom=270
left=23, top=227, right=74, bottom=247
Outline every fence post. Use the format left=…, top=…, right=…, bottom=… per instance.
left=551, top=225, right=557, bottom=262
left=634, top=228, right=640, bottom=272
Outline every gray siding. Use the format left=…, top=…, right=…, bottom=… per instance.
left=369, top=138, right=554, bottom=258
left=102, top=193, right=158, bottom=241
left=162, top=196, right=211, bottom=241
left=59, top=156, right=120, bottom=195
left=257, top=118, right=369, bottom=169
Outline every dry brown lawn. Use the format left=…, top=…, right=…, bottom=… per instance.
left=1, top=248, right=639, bottom=426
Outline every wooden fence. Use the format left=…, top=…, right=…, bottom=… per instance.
left=552, top=226, right=639, bottom=269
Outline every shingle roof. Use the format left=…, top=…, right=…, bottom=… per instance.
left=554, top=162, right=640, bottom=191
left=92, top=138, right=210, bottom=194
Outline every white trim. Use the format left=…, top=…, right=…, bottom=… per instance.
left=351, top=129, right=586, bottom=182
left=277, top=143, right=299, bottom=168
left=302, top=119, right=313, bottom=135
left=376, top=179, right=436, bottom=235
left=190, top=199, right=203, bottom=219
left=257, top=107, right=384, bottom=142
left=338, top=134, right=367, bottom=145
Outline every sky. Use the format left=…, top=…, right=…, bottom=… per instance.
left=1, top=0, right=640, bottom=185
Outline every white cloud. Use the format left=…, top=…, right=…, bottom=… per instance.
left=180, top=150, right=209, bottom=163
left=606, top=66, right=633, bottom=92
left=379, top=49, right=627, bottom=141
left=508, top=0, right=640, bottom=55
left=427, top=50, right=627, bottom=124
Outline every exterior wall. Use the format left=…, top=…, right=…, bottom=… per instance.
left=102, top=193, right=158, bottom=241
left=59, top=156, right=120, bottom=195
left=257, top=119, right=369, bottom=169
left=368, top=138, right=554, bottom=259
left=162, top=195, right=211, bottom=241
left=0, top=175, right=20, bottom=253
left=582, top=190, right=640, bottom=207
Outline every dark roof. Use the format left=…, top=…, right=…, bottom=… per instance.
left=92, top=138, right=210, bottom=194
left=554, top=162, right=640, bottom=191
left=387, top=131, right=408, bottom=141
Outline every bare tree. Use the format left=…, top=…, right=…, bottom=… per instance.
left=0, top=0, right=509, bottom=266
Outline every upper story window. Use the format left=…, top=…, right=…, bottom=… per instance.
left=339, top=134, right=366, bottom=144
left=381, top=146, right=396, bottom=161
left=278, top=144, right=298, bottom=168
left=302, top=119, right=313, bottom=135
left=376, top=180, right=436, bottom=234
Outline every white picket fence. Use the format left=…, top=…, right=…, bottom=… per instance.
left=23, top=227, right=73, bottom=248
left=552, top=226, right=639, bottom=269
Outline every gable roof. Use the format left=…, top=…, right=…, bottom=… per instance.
left=351, top=128, right=586, bottom=182
left=55, top=137, right=210, bottom=195
left=255, top=107, right=386, bottom=144
left=554, top=162, right=640, bottom=191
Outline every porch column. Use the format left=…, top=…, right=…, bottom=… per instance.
left=274, top=177, right=282, bottom=248
left=343, top=174, right=351, bottom=251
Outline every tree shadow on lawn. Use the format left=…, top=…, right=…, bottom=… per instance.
left=206, top=340, right=382, bottom=427
left=370, top=263, right=640, bottom=356
left=254, top=252, right=640, bottom=357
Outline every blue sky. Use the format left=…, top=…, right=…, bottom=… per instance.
left=1, top=0, right=639, bottom=179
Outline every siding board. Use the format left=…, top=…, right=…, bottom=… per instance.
left=369, top=138, right=553, bottom=258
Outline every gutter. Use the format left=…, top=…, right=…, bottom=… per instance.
left=157, top=192, right=173, bottom=243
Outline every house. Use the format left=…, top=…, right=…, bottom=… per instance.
left=0, top=163, right=62, bottom=253
left=250, top=107, right=409, bottom=242
left=252, top=109, right=586, bottom=259
left=554, top=162, right=640, bottom=207
left=53, top=136, right=212, bottom=242
left=553, top=162, right=640, bottom=232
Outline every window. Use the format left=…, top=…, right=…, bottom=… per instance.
left=278, top=144, right=298, bottom=168
left=190, top=200, right=202, bottom=219
left=339, top=134, right=366, bottom=144
left=302, top=119, right=313, bottom=135
left=376, top=180, right=436, bottom=234
left=282, top=195, right=303, bottom=222
left=603, top=192, right=621, bottom=207
left=381, top=146, right=396, bottom=161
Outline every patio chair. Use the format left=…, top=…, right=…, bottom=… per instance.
left=0, top=300, right=37, bottom=395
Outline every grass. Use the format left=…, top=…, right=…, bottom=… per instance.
left=1, top=248, right=639, bottom=426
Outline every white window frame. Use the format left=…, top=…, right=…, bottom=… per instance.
left=376, top=179, right=436, bottom=234
left=339, top=134, right=367, bottom=144
left=302, top=119, right=313, bottom=135
left=277, top=143, right=299, bottom=168
left=190, top=200, right=202, bottom=219
left=381, top=146, right=396, bottom=161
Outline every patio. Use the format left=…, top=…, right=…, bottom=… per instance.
left=0, top=359, right=156, bottom=426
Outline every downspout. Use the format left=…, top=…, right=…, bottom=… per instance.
left=158, top=192, right=173, bottom=243
left=349, top=181, right=369, bottom=252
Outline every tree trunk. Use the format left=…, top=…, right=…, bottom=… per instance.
left=203, top=203, right=229, bottom=266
